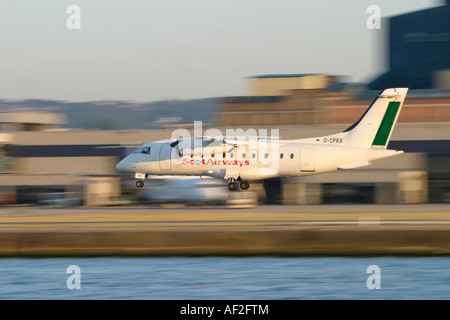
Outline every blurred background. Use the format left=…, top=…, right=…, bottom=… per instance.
left=0, top=0, right=449, bottom=208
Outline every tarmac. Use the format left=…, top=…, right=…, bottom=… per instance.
left=1, top=204, right=450, bottom=257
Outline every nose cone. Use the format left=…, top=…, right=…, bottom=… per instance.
left=116, top=158, right=132, bottom=173
left=116, top=159, right=125, bottom=172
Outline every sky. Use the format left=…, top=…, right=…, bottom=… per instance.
left=0, top=0, right=443, bottom=102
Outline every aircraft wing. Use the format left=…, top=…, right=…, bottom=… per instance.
left=201, top=136, right=280, bottom=147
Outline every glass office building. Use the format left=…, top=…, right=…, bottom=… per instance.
left=369, top=1, right=450, bottom=89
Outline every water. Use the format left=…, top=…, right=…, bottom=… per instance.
left=1, top=257, right=450, bottom=300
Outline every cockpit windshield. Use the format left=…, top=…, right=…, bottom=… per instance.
left=133, top=146, right=151, bottom=154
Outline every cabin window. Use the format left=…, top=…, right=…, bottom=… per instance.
left=290, top=153, right=294, bottom=159
left=265, top=153, right=268, bottom=159
left=242, top=153, right=246, bottom=158
left=252, top=153, right=256, bottom=159
left=280, top=153, right=284, bottom=159
left=222, top=152, right=225, bottom=158
left=230, top=153, right=234, bottom=159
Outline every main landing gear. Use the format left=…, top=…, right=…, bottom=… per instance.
left=228, top=178, right=250, bottom=191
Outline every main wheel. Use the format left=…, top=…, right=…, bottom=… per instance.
left=240, top=180, right=250, bottom=190
left=136, top=180, right=144, bottom=188
left=228, top=181, right=239, bottom=191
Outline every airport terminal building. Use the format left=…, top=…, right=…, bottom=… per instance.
left=369, top=0, right=450, bottom=90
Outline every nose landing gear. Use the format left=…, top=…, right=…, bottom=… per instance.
left=136, top=180, right=144, bottom=188
left=134, top=173, right=147, bottom=188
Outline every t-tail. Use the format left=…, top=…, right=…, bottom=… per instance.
left=316, top=88, right=408, bottom=149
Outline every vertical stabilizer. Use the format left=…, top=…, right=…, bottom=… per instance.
left=342, top=88, right=408, bottom=148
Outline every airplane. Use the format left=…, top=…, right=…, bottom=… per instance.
left=116, top=88, right=409, bottom=191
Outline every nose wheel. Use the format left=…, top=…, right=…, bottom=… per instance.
left=136, top=180, right=144, bottom=188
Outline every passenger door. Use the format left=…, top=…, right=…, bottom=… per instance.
left=300, top=148, right=315, bottom=172
left=159, top=144, right=172, bottom=170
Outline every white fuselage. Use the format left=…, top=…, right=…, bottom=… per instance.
left=116, top=138, right=401, bottom=181
left=116, top=88, right=408, bottom=188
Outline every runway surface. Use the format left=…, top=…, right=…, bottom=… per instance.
left=2, top=204, right=450, bottom=257
left=1, top=204, right=450, bottom=231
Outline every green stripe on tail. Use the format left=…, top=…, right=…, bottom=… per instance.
left=372, top=101, right=401, bottom=146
